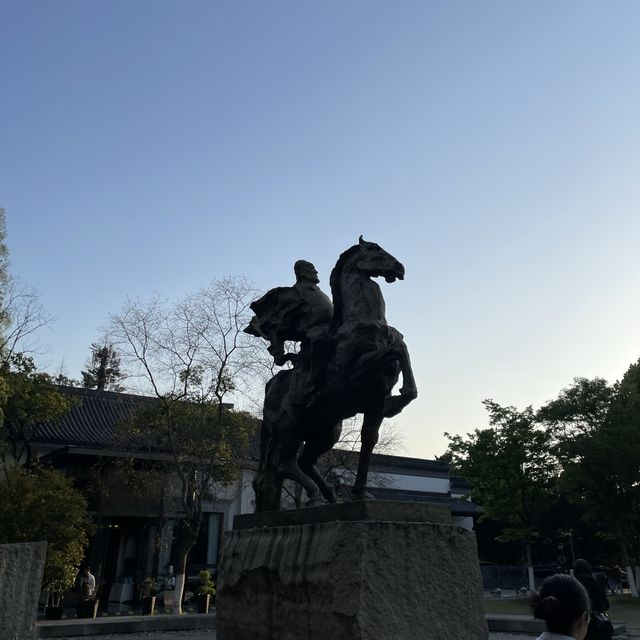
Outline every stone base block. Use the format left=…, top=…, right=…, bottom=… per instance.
left=217, top=503, right=488, bottom=640
left=0, top=541, right=47, bottom=640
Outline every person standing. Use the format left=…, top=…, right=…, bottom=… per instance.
left=80, top=566, right=96, bottom=600
left=531, top=573, right=590, bottom=640
left=573, top=559, right=613, bottom=640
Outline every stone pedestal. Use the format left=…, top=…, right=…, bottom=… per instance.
left=216, top=501, right=488, bottom=640
left=0, top=541, right=47, bottom=640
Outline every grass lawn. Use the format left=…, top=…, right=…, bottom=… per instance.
left=484, top=595, right=640, bottom=626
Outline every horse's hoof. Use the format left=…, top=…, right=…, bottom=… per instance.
left=305, top=496, right=325, bottom=507
left=400, top=386, right=418, bottom=400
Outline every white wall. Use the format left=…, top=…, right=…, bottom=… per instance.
left=374, top=471, right=450, bottom=494
left=211, top=468, right=256, bottom=530
left=452, top=516, right=474, bottom=531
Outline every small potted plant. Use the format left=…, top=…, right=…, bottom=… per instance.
left=195, top=570, right=216, bottom=614
left=140, top=576, right=158, bottom=615
left=43, top=548, right=82, bottom=620
left=44, top=577, right=67, bottom=620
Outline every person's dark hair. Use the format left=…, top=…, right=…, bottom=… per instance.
left=531, top=574, right=590, bottom=635
left=573, top=558, right=593, bottom=577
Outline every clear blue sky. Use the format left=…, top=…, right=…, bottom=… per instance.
left=2, top=1, right=640, bottom=457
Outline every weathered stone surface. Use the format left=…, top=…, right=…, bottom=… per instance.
left=217, top=518, right=488, bottom=640
left=0, top=541, right=47, bottom=640
left=233, top=499, right=451, bottom=530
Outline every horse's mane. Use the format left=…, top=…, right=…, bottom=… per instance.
left=330, top=243, right=361, bottom=328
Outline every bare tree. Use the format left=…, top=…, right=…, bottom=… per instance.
left=0, top=208, right=53, bottom=361
left=0, top=279, right=53, bottom=362
left=108, top=276, right=262, bottom=612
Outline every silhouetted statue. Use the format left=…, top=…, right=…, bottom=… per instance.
left=246, top=237, right=417, bottom=511
left=244, top=260, right=333, bottom=366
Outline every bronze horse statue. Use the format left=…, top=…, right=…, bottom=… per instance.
left=247, top=237, right=417, bottom=511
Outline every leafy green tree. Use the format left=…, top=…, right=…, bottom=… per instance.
left=81, top=343, right=124, bottom=391
left=446, top=400, right=558, bottom=590
left=0, top=466, right=94, bottom=606
left=0, top=353, right=74, bottom=468
left=539, top=371, right=640, bottom=597
left=120, top=395, right=257, bottom=611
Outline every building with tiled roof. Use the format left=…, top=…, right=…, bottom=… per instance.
left=29, top=386, right=479, bottom=611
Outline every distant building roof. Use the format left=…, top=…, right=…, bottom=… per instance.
left=33, top=386, right=155, bottom=449
left=368, top=487, right=482, bottom=517
left=32, top=387, right=480, bottom=518
left=32, top=386, right=240, bottom=454
left=369, top=452, right=449, bottom=477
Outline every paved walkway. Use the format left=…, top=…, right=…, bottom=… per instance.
left=56, top=631, right=640, bottom=640
left=57, top=633, right=535, bottom=640
left=52, top=634, right=212, bottom=640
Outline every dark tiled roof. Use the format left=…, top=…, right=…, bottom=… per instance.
left=369, top=452, right=449, bottom=476
left=34, top=386, right=256, bottom=457
left=33, top=386, right=157, bottom=450
left=368, top=487, right=482, bottom=517
left=329, top=448, right=450, bottom=476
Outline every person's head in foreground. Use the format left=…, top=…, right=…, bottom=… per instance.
left=531, top=574, right=590, bottom=639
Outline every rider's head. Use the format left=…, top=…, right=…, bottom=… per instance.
left=294, top=260, right=319, bottom=284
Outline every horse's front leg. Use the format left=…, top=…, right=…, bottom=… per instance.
left=398, top=342, right=418, bottom=400
left=382, top=337, right=418, bottom=418
left=352, top=407, right=383, bottom=500
left=387, top=328, right=418, bottom=400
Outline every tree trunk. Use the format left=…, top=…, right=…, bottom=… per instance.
left=526, top=542, right=535, bottom=591
left=151, top=521, right=164, bottom=579
left=173, top=530, right=197, bottom=614
left=151, top=485, right=167, bottom=578
left=617, top=529, right=639, bottom=597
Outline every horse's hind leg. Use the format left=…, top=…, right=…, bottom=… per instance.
left=298, top=421, right=342, bottom=504
left=352, top=406, right=384, bottom=499
left=279, top=444, right=324, bottom=506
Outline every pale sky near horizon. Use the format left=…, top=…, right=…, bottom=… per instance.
left=2, top=1, right=640, bottom=459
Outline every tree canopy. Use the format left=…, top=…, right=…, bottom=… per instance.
left=448, top=359, right=640, bottom=596
left=446, top=400, right=558, bottom=589
left=107, top=276, right=262, bottom=612
left=0, top=466, right=94, bottom=605
left=538, top=366, right=640, bottom=595
left=0, top=352, right=75, bottom=467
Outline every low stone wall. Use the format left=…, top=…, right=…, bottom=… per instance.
left=217, top=502, right=488, bottom=640
left=0, top=541, right=47, bottom=640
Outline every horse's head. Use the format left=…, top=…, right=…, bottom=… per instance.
left=353, top=235, right=405, bottom=283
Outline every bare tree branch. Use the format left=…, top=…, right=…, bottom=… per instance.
left=0, top=279, right=54, bottom=361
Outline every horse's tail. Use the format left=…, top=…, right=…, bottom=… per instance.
left=252, top=466, right=282, bottom=512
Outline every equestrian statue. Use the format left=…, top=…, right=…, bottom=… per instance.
left=245, top=237, right=417, bottom=512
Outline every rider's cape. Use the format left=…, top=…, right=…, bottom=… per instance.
left=244, top=284, right=333, bottom=344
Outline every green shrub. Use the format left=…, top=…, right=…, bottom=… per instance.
left=196, top=570, right=216, bottom=596
left=0, top=466, right=94, bottom=606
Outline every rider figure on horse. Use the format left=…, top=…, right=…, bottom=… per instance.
left=244, top=259, right=333, bottom=369
left=246, top=238, right=417, bottom=512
